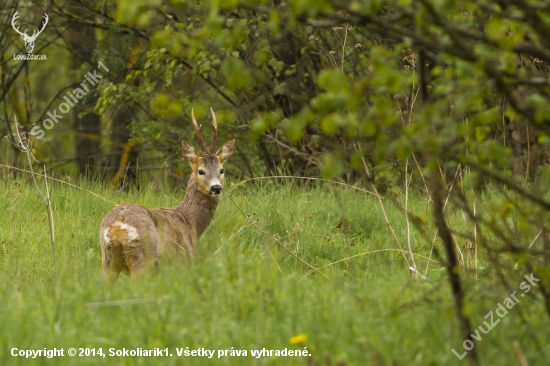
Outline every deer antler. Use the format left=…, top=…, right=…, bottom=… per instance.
left=191, top=108, right=207, bottom=154
left=31, top=13, right=49, bottom=40
left=11, top=12, right=48, bottom=40
left=11, top=12, right=28, bottom=37
left=210, top=107, right=217, bottom=154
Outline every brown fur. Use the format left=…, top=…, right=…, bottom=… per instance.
left=100, top=137, right=236, bottom=278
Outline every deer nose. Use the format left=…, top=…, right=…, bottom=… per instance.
left=209, top=184, right=222, bottom=195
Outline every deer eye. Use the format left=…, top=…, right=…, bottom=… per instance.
left=220, top=168, right=224, bottom=174
left=198, top=170, right=205, bottom=176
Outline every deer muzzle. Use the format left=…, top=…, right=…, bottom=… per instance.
left=209, top=184, right=222, bottom=195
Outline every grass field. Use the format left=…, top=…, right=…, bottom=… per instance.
left=0, top=175, right=548, bottom=365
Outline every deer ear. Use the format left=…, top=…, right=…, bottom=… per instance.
left=217, top=137, right=236, bottom=163
left=180, top=139, right=198, bottom=163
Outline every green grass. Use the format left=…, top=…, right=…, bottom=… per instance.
left=0, top=177, right=548, bottom=365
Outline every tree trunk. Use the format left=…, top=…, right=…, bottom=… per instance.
left=66, top=1, right=101, bottom=177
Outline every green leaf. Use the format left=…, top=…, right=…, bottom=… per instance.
left=320, top=113, right=344, bottom=135
left=320, top=153, right=344, bottom=179
left=150, top=94, right=170, bottom=113
left=318, top=70, right=350, bottom=93
left=221, top=57, right=254, bottom=89
left=166, top=101, right=183, bottom=118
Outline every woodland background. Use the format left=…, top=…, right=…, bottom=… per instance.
left=2, top=0, right=548, bottom=185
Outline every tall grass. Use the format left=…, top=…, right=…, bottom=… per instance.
left=0, top=177, right=547, bottom=365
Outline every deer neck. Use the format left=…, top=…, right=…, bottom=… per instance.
left=177, top=176, right=220, bottom=238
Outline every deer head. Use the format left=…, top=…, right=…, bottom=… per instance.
left=180, top=108, right=236, bottom=197
left=12, top=12, right=49, bottom=54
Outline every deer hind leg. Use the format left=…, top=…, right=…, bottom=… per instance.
left=122, top=242, right=148, bottom=276
left=102, top=243, right=127, bottom=280
left=102, top=221, right=142, bottom=278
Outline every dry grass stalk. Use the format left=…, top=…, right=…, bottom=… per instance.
left=357, top=145, right=412, bottom=274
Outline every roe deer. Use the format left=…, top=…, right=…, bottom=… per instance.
left=100, top=108, right=236, bottom=277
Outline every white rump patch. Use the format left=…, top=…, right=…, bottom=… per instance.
left=103, top=228, right=111, bottom=244
left=104, top=221, right=139, bottom=244
left=117, top=222, right=139, bottom=240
